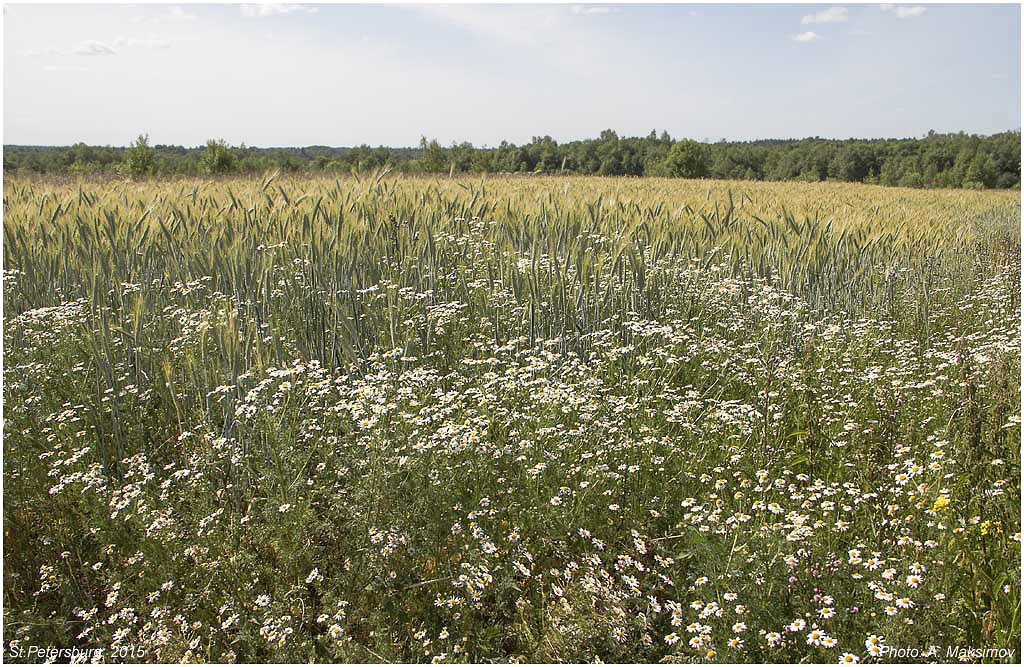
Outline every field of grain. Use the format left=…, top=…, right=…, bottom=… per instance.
left=3, top=175, right=1021, bottom=663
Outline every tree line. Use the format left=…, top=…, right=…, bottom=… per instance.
left=3, top=129, right=1020, bottom=189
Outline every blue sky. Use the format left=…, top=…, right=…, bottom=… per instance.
left=3, top=3, right=1020, bottom=146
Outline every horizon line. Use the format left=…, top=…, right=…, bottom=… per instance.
left=6, top=127, right=1023, bottom=150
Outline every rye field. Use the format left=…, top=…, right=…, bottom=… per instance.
left=2, top=175, right=1021, bottom=663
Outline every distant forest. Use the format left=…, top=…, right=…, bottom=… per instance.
left=4, top=129, right=1020, bottom=189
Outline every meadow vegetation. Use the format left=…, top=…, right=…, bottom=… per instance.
left=3, top=175, right=1021, bottom=663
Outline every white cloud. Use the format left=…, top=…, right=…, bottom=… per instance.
left=241, top=4, right=317, bottom=19
left=801, top=7, right=848, bottom=25
left=24, top=35, right=180, bottom=58
left=416, top=4, right=630, bottom=77
left=880, top=4, right=927, bottom=19
left=571, top=5, right=620, bottom=15
left=73, top=40, right=117, bottom=56
left=21, top=48, right=58, bottom=57
left=419, top=5, right=562, bottom=48
left=43, top=65, right=90, bottom=73
left=793, top=31, right=820, bottom=42
left=897, top=7, right=927, bottom=18
left=113, top=36, right=173, bottom=50
left=166, top=6, right=197, bottom=22
left=139, top=6, right=197, bottom=24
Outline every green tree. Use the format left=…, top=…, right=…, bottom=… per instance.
left=828, top=146, right=868, bottom=182
left=200, top=139, right=236, bottom=175
left=418, top=137, right=448, bottom=174
left=664, top=140, right=710, bottom=178
left=123, top=134, right=155, bottom=179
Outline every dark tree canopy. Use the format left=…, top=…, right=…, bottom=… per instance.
left=664, top=140, right=711, bottom=179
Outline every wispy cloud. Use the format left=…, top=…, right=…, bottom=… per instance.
left=136, top=5, right=197, bottom=25
left=23, top=35, right=180, bottom=58
left=166, top=6, right=197, bottom=22
left=417, top=4, right=625, bottom=76
left=801, top=7, right=848, bottom=25
left=571, top=5, right=620, bottom=16
left=43, top=65, right=90, bottom=73
left=114, top=36, right=173, bottom=50
left=240, top=4, right=318, bottom=18
left=880, top=4, right=927, bottom=19
left=21, top=48, right=59, bottom=57
left=73, top=40, right=117, bottom=56
left=793, top=31, right=820, bottom=43
left=418, top=5, right=564, bottom=49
